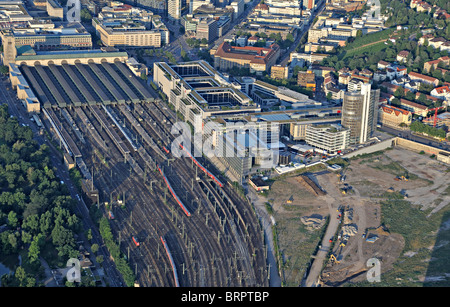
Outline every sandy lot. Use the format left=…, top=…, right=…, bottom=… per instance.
left=266, top=147, right=450, bottom=286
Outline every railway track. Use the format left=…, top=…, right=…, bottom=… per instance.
left=52, top=101, right=268, bottom=287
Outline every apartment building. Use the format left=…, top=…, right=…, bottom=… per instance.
left=378, top=104, right=412, bottom=128
left=408, top=71, right=439, bottom=87
left=297, top=70, right=316, bottom=91
left=270, top=65, right=289, bottom=79
left=399, top=98, right=429, bottom=117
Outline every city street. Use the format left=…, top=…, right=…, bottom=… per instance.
left=378, top=124, right=450, bottom=151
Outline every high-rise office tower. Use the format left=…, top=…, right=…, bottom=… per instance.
left=341, top=83, right=380, bottom=144
left=306, top=0, right=315, bottom=10
left=168, top=0, right=181, bottom=21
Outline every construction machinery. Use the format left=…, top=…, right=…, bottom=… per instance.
left=329, top=254, right=340, bottom=265
left=394, top=175, right=408, bottom=181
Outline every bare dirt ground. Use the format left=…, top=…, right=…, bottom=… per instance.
left=266, top=147, right=450, bottom=287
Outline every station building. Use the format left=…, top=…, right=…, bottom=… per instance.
left=8, top=49, right=155, bottom=111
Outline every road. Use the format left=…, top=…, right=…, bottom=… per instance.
left=278, top=2, right=327, bottom=66
left=163, top=0, right=261, bottom=60
left=0, top=75, right=124, bottom=287
left=378, top=124, right=450, bottom=151
left=302, top=190, right=340, bottom=287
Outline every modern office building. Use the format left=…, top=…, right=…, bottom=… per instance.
left=305, top=123, right=350, bottom=154
left=228, top=0, right=244, bottom=19
left=0, top=0, right=33, bottom=26
left=92, top=4, right=169, bottom=48
left=95, top=21, right=163, bottom=48
left=341, top=83, right=380, bottom=144
left=189, top=0, right=211, bottom=13
left=46, top=0, right=63, bottom=19
left=168, top=0, right=181, bottom=21
left=153, top=60, right=260, bottom=132
left=195, top=17, right=218, bottom=42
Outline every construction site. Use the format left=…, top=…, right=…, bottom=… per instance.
left=263, top=146, right=450, bottom=286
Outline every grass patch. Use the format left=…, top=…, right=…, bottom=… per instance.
left=277, top=217, right=324, bottom=286
left=341, top=41, right=387, bottom=61
left=360, top=200, right=450, bottom=286
left=369, top=160, right=418, bottom=180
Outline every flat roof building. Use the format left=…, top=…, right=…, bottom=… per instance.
left=212, top=41, right=280, bottom=75
left=153, top=60, right=260, bottom=132
left=1, top=22, right=92, bottom=66
left=305, top=123, right=350, bottom=154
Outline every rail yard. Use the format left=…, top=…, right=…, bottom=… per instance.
left=27, top=61, right=268, bottom=287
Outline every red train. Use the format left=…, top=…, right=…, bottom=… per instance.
left=162, top=146, right=170, bottom=154
left=179, top=144, right=224, bottom=188
left=158, top=165, right=191, bottom=217
left=132, top=236, right=140, bottom=247
left=160, top=236, right=179, bottom=287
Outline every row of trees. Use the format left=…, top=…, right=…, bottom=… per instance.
left=98, top=217, right=135, bottom=287
left=410, top=120, right=447, bottom=139
left=0, top=104, right=81, bottom=286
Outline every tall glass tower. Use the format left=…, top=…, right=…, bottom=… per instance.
left=341, top=83, right=380, bottom=144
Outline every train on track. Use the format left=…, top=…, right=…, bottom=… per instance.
left=179, top=144, right=224, bottom=188
left=132, top=236, right=140, bottom=247
left=160, top=236, right=179, bottom=287
left=157, top=165, right=191, bottom=217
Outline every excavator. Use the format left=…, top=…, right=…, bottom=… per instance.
left=394, top=175, right=408, bottom=181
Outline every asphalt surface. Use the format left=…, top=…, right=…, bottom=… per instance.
left=378, top=124, right=450, bottom=151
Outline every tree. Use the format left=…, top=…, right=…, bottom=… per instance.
left=394, top=86, right=405, bottom=98
left=286, top=33, right=294, bottom=42
left=15, top=266, right=26, bottom=287
left=0, top=65, right=8, bottom=75
left=28, top=233, right=44, bottom=263
left=7, top=211, right=18, bottom=228
left=405, top=91, right=416, bottom=101
left=91, top=243, right=99, bottom=254
left=80, top=8, right=92, bottom=23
